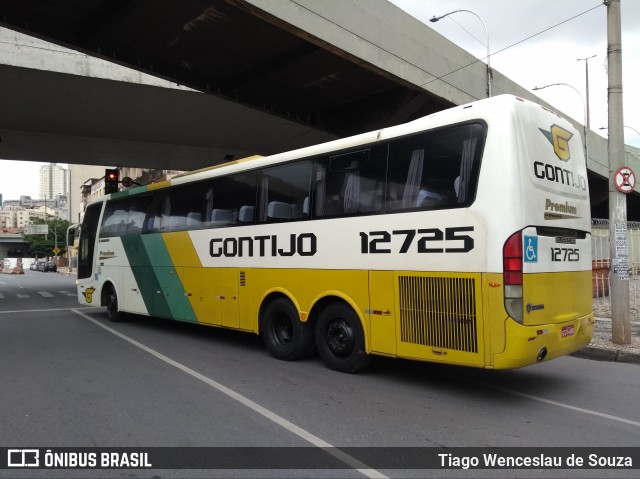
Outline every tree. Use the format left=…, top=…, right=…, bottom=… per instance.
left=22, top=217, right=70, bottom=259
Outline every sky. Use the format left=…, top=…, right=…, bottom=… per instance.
left=0, top=160, right=69, bottom=201
left=389, top=0, right=640, bottom=146
left=1, top=0, right=639, bottom=202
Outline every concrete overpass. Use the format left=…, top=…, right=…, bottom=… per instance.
left=0, top=0, right=638, bottom=218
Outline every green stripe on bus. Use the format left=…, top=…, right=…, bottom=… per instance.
left=109, top=185, right=149, bottom=200
left=121, top=235, right=162, bottom=316
left=141, top=235, right=198, bottom=323
left=121, top=235, right=197, bottom=323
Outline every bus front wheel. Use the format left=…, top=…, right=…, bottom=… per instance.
left=262, top=298, right=313, bottom=361
left=315, top=303, right=371, bottom=373
left=104, top=286, right=123, bottom=322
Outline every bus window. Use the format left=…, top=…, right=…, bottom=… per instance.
left=100, top=198, right=131, bottom=237
left=204, top=171, right=258, bottom=227
left=161, top=183, right=205, bottom=231
left=130, top=193, right=158, bottom=234
left=314, top=146, right=386, bottom=217
left=387, top=123, right=484, bottom=211
left=258, top=160, right=312, bottom=222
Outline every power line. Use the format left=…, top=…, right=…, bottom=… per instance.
left=289, top=1, right=471, bottom=98
left=421, top=2, right=604, bottom=89
left=293, top=1, right=604, bottom=102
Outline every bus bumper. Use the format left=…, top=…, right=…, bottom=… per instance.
left=492, top=314, right=594, bottom=369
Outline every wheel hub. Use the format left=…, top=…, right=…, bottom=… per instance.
left=326, top=319, right=354, bottom=357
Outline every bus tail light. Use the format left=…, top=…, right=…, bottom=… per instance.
left=503, top=231, right=523, bottom=324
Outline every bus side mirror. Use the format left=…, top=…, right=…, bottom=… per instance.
left=66, top=225, right=78, bottom=247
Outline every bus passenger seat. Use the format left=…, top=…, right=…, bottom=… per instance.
left=168, top=216, right=187, bottom=229
left=187, top=212, right=202, bottom=227
left=416, top=189, right=443, bottom=207
left=210, top=209, right=233, bottom=226
left=267, top=201, right=292, bottom=220
left=359, top=190, right=382, bottom=212
left=291, top=203, right=303, bottom=219
left=239, top=205, right=254, bottom=223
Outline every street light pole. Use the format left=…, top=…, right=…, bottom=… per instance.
left=577, top=55, right=596, bottom=130
left=533, top=83, right=588, bottom=164
left=430, top=9, right=491, bottom=98
left=49, top=228, right=58, bottom=252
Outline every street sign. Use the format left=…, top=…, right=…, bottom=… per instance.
left=24, top=224, right=49, bottom=235
left=52, top=247, right=61, bottom=255
left=614, top=166, right=636, bottom=193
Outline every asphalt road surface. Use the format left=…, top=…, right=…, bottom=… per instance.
left=1, top=271, right=639, bottom=478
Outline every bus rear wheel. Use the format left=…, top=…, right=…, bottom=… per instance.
left=315, top=302, right=371, bottom=373
left=262, top=298, right=313, bottom=361
left=104, top=285, right=124, bottom=322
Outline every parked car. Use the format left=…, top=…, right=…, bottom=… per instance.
left=44, top=261, right=57, bottom=272
left=30, top=262, right=38, bottom=271
left=36, top=261, right=47, bottom=272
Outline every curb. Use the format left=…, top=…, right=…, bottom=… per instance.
left=571, top=347, right=640, bottom=365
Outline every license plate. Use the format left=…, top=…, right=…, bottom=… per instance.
left=561, top=324, right=575, bottom=337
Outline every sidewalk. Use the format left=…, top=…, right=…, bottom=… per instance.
left=570, top=317, right=640, bottom=365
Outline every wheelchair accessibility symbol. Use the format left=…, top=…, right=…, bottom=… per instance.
left=523, top=236, right=538, bottom=263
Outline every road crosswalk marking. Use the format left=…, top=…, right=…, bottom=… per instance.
left=0, top=291, right=77, bottom=300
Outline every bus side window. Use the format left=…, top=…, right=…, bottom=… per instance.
left=100, top=198, right=130, bottom=237
left=387, top=125, right=483, bottom=211
left=204, top=171, right=258, bottom=228
left=162, top=183, right=205, bottom=231
left=258, top=160, right=312, bottom=223
left=314, top=146, right=385, bottom=217
left=130, top=193, right=157, bottom=235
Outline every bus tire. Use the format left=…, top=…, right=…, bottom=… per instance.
left=105, top=285, right=124, bottom=322
left=315, top=302, right=371, bottom=373
left=262, top=298, right=313, bottom=361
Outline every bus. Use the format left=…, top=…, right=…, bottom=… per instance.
left=71, top=94, right=593, bottom=372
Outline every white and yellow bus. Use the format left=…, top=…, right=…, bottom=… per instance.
left=72, top=94, right=593, bottom=372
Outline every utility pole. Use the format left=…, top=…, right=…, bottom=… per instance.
left=606, top=0, right=631, bottom=344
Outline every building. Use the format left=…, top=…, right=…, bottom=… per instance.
left=69, top=164, right=110, bottom=225
left=0, top=206, right=49, bottom=230
left=39, top=162, right=69, bottom=200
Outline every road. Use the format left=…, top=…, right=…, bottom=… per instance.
left=1, top=271, right=639, bottom=478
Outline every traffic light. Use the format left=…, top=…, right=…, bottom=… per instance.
left=105, top=168, right=119, bottom=194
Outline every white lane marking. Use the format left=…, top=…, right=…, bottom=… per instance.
left=38, top=292, right=54, bottom=297
left=16, top=294, right=30, bottom=298
left=72, top=309, right=387, bottom=478
left=454, top=375, right=640, bottom=428
left=59, top=291, right=78, bottom=296
left=0, top=307, right=94, bottom=315
left=0, top=293, right=4, bottom=299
